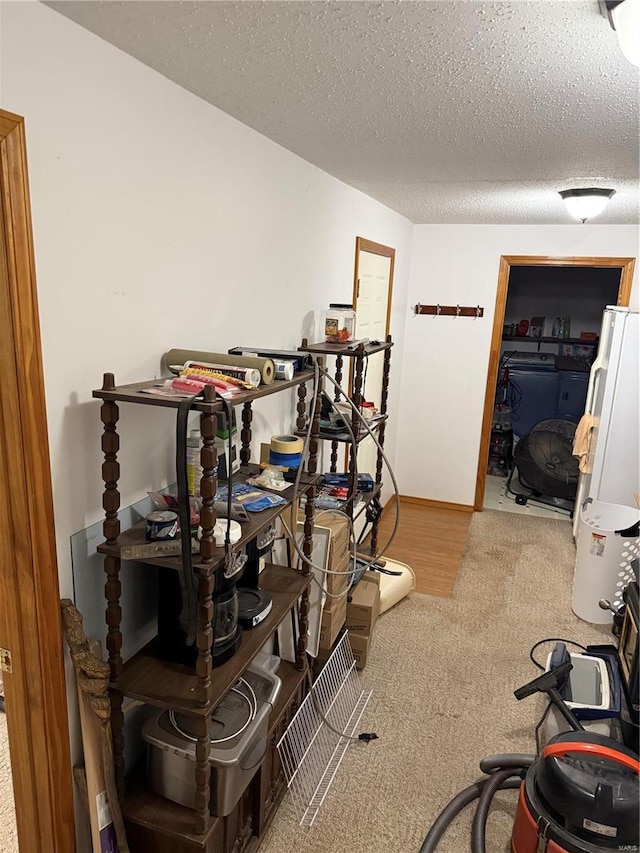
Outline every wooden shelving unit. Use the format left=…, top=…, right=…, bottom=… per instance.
left=111, top=565, right=311, bottom=717
left=299, top=335, right=393, bottom=555
left=501, top=334, right=597, bottom=345
left=122, top=661, right=307, bottom=849
left=92, top=365, right=322, bottom=853
left=501, top=334, right=599, bottom=356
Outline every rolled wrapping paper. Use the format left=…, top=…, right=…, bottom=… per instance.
left=269, top=434, right=304, bottom=468
left=182, top=360, right=262, bottom=388
left=162, top=348, right=275, bottom=385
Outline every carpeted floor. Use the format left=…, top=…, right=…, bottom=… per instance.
left=0, top=509, right=610, bottom=853
left=0, top=676, right=17, bottom=853
left=259, top=508, right=609, bottom=853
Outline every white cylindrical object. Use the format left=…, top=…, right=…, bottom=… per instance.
left=273, top=360, right=295, bottom=381
left=572, top=499, right=640, bottom=623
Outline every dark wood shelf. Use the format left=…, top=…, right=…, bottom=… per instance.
left=309, top=484, right=382, bottom=524
left=351, top=484, right=382, bottom=520
left=111, top=564, right=311, bottom=716
left=121, top=659, right=306, bottom=847
left=98, top=464, right=319, bottom=571
left=298, top=340, right=392, bottom=357
left=93, top=369, right=315, bottom=413
left=123, top=772, right=221, bottom=847
left=305, top=414, right=388, bottom=444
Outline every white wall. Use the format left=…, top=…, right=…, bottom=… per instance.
left=2, top=7, right=638, bottom=838
left=397, top=225, right=639, bottom=506
left=0, top=0, right=412, bottom=596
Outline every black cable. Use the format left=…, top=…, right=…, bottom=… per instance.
left=176, top=391, right=205, bottom=646
left=506, top=378, right=522, bottom=418
left=361, top=351, right=369, bottom=412
left=528, top=637, right=587, bottom=670
left=303, top=655, right=377, bottom=744
left=220, top=397, right=235, bottom=553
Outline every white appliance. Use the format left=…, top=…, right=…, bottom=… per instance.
left=572, top=306, right=640, bottom=539
left=571, top=306, right=640, bottom=623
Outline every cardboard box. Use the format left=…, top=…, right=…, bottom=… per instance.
left=345, top=575, right=380, bottom=635
left=530, top=316, right=545, bottom=339
left=309, top=511, right=351, bottom=598
left=319, top=593, right=347, bottom=649
left=292, top=509, right=351, bottom=599
left=348, top=630, right=371, bottom=670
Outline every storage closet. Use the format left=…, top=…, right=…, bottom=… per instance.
left=486, top=264, right=622, bottom=513
left=501, top=265, right=621, bottom=361
left=499, top=266, right=620, bottom=435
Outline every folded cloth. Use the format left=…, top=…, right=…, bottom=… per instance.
left=572, top=413, right=595, bottom=473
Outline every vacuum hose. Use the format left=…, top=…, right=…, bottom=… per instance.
left=418, top=755, right=535, bottom=853
left=418, top=780, right=485, bottom=853
left=471, top=771, right=522, bottom=853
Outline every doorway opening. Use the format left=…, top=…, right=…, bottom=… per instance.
left=350, top=238, right=395, bottom=541
left=475, top=255, right=635, bottom=516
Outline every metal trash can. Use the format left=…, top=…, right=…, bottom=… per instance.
left=572, top=498, right=640, bottom=623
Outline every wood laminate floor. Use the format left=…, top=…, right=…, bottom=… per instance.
left=365, top=499, right=472, bottom=598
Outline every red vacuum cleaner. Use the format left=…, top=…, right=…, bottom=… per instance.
left=419, top=660, right=640, bottom=853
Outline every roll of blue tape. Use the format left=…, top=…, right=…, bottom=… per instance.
left=269, top=450, right=302, bottom=468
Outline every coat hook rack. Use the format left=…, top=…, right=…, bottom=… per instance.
left=412, top=303, right=484, bottom=318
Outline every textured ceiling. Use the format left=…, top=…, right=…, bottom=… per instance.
left=46, top=0, right=640, bottom=224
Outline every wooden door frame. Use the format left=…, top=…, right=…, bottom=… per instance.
left=474, top=254, right=635, bottom=511
left=0, top=111, right=76, bottom=851
left=351, top=237, right=396, bottom=336
left=348, top=238, right=396, bottom=474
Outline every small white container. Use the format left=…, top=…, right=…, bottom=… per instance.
left=324, top=303, right=356, bottom=343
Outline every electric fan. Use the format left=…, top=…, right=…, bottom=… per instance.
left=507, top=419, right=579, bottom=513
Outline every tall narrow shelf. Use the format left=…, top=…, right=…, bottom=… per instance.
left=298, top=335, right=393, bottom=554
left=92, top=367, right=322, bottom=852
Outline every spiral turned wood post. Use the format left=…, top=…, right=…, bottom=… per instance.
left=99, top=373, right=125, bottom=796
left=240, top=401, right=253, bottom=466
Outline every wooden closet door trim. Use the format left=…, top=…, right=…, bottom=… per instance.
left=0, top=110, right=76, bottom=853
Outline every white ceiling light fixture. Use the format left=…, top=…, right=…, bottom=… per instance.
left=601, top=0, right=640, bottom=67
left=558, top=188, right=616, bottom=223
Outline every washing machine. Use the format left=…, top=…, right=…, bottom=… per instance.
left=504, top=352, right=559, bottom=438
left=557, top=370, right=589, bottom=423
